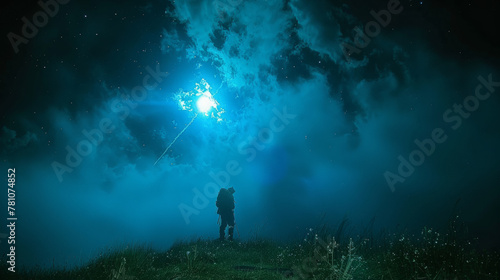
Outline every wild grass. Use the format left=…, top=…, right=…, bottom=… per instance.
left=1, top=218, right=498, bottom=280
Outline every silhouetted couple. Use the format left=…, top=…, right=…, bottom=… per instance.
left=216, top=187, right=235, bottom=241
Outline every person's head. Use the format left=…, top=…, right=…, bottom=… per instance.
left=228, top=187, right=235, bottom=194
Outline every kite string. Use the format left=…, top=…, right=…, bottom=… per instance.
left=154, top=113, right=198, bottom=166
left=214, top=80, right=224, bottom=97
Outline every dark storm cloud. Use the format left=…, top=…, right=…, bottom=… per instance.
left=168, top=0, right=298, bottom=86
left=289, top=0, right=346, bottom=63
left=1, top=0, right=500, bottom=268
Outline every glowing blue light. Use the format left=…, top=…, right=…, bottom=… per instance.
left=196, top=95, right=215, bottom=113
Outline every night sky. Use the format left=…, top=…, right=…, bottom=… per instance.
left=1, top=0, right=499, bottom=269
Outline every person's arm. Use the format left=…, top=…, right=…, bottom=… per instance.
left=216, top=191, right=222, bottom=207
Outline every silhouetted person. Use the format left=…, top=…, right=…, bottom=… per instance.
left=216, top=187, right=235, bottom=241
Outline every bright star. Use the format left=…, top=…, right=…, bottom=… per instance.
left=196, top=94, right=216, bottom=113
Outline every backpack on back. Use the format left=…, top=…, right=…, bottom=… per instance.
left=216, top=188, right=234, bottom=213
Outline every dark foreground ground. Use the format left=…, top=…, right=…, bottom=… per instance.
left=2, top=219, right=499, bottom=280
